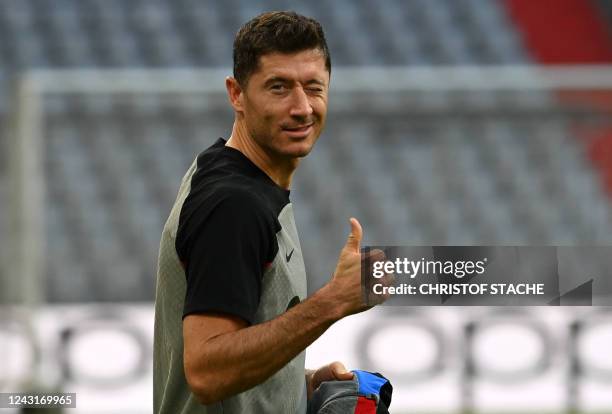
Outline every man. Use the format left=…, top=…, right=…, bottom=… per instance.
left=153, top=11, right=385, bottom=413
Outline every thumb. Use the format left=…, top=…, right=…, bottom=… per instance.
left=330, top=361, right=355, bottom=381
left=345, top=218, right=362, bottom=253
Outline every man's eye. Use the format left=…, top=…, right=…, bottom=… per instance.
left=307, top=87, right=323, bottom=93
left=270, top=84, right=285, bottom=91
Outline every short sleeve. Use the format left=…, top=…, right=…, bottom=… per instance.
left=181, top=192, right=277, bottom=324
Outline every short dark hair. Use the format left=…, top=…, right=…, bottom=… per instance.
left=233, top=11, right=331, bottom=86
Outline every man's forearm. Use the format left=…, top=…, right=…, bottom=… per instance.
left=185, top=284, right=343, bottom=404
left=185, top=218, right=378, bottom=405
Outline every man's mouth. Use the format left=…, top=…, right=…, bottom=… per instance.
left=282, top=123, right=314, bottom=132
left=282, top=123, right=314, bottom=138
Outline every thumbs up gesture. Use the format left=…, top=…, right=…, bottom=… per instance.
left=327, top=218, right=389, bottom=317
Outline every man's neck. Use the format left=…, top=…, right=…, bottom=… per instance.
left=225, top=121, right=298, bottom=190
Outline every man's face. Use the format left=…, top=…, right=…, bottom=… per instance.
left=239, top=49, right=329, bottom=160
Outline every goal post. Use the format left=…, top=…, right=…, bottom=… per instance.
left=6, top=65, right=612, bottom=303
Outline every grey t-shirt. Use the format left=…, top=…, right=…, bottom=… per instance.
left=154, top=138, right=308, bottom=413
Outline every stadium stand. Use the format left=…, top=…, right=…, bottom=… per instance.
left=598, top=0, right=612, bottom=25
left=0, top=0, right=611, bottom=302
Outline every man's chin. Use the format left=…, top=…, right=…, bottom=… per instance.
left=277, top=149, right=311, bottom=160
left=280, top=141, right=315, bottom=158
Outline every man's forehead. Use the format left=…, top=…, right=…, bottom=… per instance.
left=255, top=49, right=328, bottom=81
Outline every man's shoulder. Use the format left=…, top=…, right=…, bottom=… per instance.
left=192, top=143, right=265, bottom=195
left=175, top=175, right=277, bottom=261
left=189, top=164, right=266, bottom=206
left=190, top=157, right=288, bottom=217
left=181, top=139, right=290, bottom=229
left=212, top=184, right=268, bottom=212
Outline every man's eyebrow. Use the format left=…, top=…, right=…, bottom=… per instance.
left=263, top=76, right=327, bottom=87
left=263, top=76, right=291, bottom=86
left=305, top=79, right=326, bottom=86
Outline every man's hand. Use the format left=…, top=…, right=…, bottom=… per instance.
left=323, top=218, right=387, bottom=318
left=306, top=361, right=354, bottom=399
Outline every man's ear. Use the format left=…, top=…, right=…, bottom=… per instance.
left=226, top=77, right=244, bottom=112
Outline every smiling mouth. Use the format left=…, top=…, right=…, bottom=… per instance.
left=282, top=123, right=314, bottom=132
left=281, top=123, right=314, bottom=139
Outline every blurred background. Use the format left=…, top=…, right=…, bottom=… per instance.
left=1, top=0, right=612, bottom=412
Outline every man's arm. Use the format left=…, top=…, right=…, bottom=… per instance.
left=184, top=283, right=340, bottom=404
left=183, top=218, right=384, bottom=405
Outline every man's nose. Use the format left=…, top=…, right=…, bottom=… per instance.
left=289, top=87, right=313, bottom=118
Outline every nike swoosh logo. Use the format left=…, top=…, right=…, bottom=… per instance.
left=286, top=248, right=294, bottom=263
